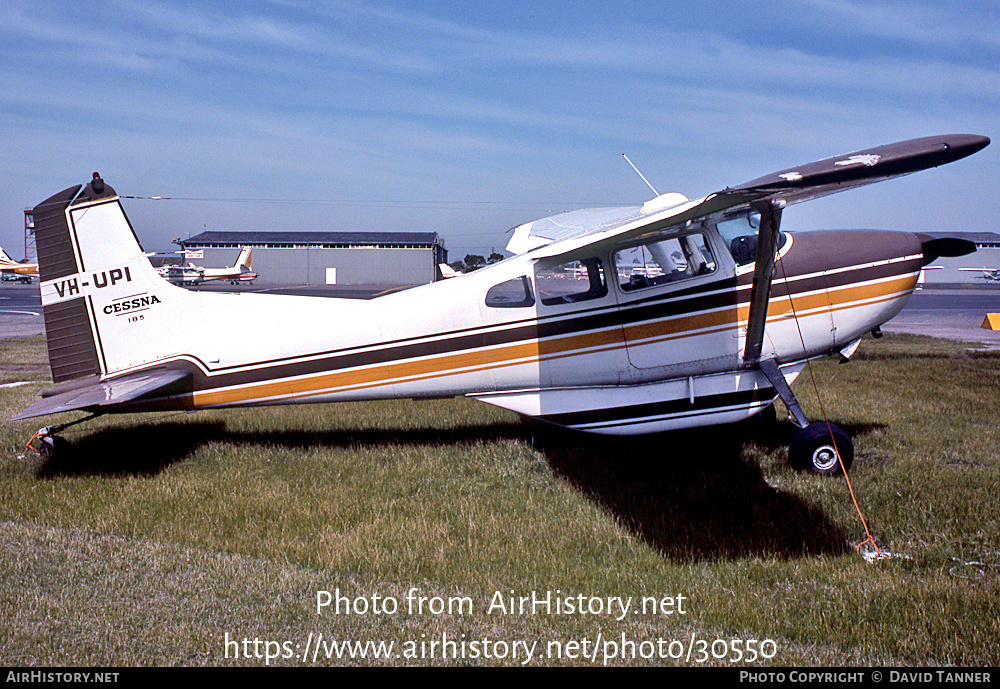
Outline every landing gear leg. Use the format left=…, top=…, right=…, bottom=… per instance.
left=758, top=358, right=854, bottom=475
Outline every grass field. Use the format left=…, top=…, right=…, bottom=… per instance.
left=1, top=333, right=998, bottom=666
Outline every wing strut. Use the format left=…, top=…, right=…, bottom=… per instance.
left=742, top=200, right=782, bottom=364
left=741, top=200, right=809, bottom=429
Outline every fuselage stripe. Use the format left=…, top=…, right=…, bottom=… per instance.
left=185, top=265, right=918, bottom=408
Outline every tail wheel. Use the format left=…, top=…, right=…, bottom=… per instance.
left=37, top=434, right=68, bottom=460
left=789, top=422, right=853, bottom=475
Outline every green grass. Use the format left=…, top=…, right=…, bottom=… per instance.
left=1, top=333, right=998, bottom=666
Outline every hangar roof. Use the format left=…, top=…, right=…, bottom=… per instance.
left=180, top=231, right=443, bottom=248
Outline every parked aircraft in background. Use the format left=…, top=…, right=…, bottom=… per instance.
left=959, top=267, right=1000, bottom=282
left=15, top=135, right=988, bottom=477
left=439, top=263, right=462, bottom=279
left=0, top=247, right=38, bottom=283
left=159, top=246, right=257, bottom=286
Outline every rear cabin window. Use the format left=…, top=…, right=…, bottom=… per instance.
left=614, top=232, right=717, bottom=292
left=485, top=276, right=535, bottom=308
left=535, top=258, right=608, bottom=306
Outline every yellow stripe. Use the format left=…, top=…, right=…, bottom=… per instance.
left=623, top=274, right=916, bottom=348
left=192, top=273, right=916, bottom=407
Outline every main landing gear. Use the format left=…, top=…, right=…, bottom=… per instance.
left=788, top=421, right=853, bottom=476
left=758, top=358, right=854, bottom=476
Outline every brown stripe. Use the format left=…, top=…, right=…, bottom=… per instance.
left=188, top=271, right=916, bottom=408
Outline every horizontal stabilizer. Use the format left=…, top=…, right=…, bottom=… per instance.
left=12, top=369, right=191, bottom=421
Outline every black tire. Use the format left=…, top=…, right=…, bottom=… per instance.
left=37, top=435, right=68, bottom=460
left=789, top=422, right=853, bottom=475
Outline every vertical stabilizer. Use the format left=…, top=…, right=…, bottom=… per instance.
left=33, top=175, right=187, bottom=384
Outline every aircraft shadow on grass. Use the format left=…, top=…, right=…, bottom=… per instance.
left=35, top=417, right=884, bottom=561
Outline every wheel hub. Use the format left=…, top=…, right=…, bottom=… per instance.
left=812, top=445, right=839, bottom=472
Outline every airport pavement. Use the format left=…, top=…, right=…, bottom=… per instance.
left=0, top=282, right=44, bottom=340
left=2, top=282, right=999, bottom=347
left=880, top=287, right=1000, bottom=349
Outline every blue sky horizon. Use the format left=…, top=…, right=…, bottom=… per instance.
left=2, top=0, right=997, bottom=261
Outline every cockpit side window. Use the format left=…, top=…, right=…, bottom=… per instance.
left=485, top=276, right=535, bottom=308
left=614, top=232, right=717, bottom=292
left=536, top=257, right=608, bottom=306
left=716, top=213, right=786, bottom=267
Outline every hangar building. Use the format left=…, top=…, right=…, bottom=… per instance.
left=178, top=231, right=448, bottom=286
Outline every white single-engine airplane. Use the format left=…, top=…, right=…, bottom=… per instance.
left=0, top=246, right=38, bottom=283
left=959, top=267, right=1000, bottom=282
left=14, top=134, right=989, bottom=474
left=159, top=246, right=257, bottom=286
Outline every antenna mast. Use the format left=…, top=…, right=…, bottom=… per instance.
left=622, top=154, right=659, bottom=196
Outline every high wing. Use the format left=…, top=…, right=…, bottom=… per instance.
left=504, top=134, right=988, bottom=422
left=506, top=134, right=989, bottom=259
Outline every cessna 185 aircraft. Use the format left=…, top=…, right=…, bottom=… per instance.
left=0, top=246, right=38, bottom=283
left=14, top=134, right=989, bottom=474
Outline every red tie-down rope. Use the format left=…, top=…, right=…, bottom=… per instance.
left=774, top=251, right=882, bottom=561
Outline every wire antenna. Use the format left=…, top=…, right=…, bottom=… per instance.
left=622, top=154, right=659, bottom=196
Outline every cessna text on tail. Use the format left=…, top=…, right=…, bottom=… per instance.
left=15, top=135, right=989, bottom=473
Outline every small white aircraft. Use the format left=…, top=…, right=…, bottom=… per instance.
left=0, top=246, right=38, bottom=283
left=15, top=135, right=989, bottom=475
left=160, top=246, right=257, bottom=286
left=959, top=267, right=1000, bottom=282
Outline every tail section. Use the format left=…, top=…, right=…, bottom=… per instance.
left=236, top=246, right=252, bottom=268
left=32, top=174, right=189, bottom=385
left=18, top=173, right=374, bottom=421
left=0, top=246, right=15, bottom=264
left=33, top=178, right=112, bottom=383
left=438, top=263, right=461, bottom=279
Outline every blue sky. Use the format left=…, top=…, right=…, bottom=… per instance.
left=2, top=0, right=997, bottom=260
